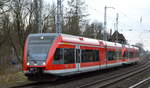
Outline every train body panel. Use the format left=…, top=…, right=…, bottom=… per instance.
left=23, top=33, right=140, bottom=79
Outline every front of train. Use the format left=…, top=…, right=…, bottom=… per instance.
left=23, top=33, right=59, bottom=81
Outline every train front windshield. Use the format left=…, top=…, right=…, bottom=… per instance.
left=27, top=35, right=56, bottom=66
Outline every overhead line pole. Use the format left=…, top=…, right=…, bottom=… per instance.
left=104, top=6, right=115, bottom=41
left=116, top=13, right=119, bottom=61
left=56, top=0, right=62, bottom=33
left=116, top=13, right=119, bottom=43
left=34, top=0, right=43, bottom=33
left=104, top=6, right=107, bottom=41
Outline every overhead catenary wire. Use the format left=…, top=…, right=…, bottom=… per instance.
left=87, top=5, right=138, bottom=30
left=44, top=0, right=148, bottom=35
left=44, top=0, right=65, bottom=21
left=46, top=0, right=136, bottom=30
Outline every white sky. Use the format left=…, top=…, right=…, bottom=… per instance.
left=44, top=0, right=150, bottom=50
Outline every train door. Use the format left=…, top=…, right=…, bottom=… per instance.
left=75, top=45, right=81, bottom=72
left=105, top=48, right=108, bottom=68
left=99, top=48, right=107, bottom=69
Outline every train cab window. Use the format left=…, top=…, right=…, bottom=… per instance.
left=81, top=50, right=99, bottom=62
left=53, top=48, right=64, bottom=64
left=53, top=48, right=75, bottom=64
left=63, top=48, right=75, bottom=64
left=107, top=51, right=116, bottom=60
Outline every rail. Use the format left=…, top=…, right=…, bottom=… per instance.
left=129, top=77, right=150, bottom=88
left=78, top=62, right=150, bottom=88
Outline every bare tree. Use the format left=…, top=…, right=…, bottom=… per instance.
left=5, top=0, right=32, bottom=62
left=63, top=0, right=87, bottom=36
left=43, top=2, right=57, bottom=33
left=83, top=22, right=105, bottom=39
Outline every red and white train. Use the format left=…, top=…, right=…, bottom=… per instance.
left=23, top=33, right=140, bottom=80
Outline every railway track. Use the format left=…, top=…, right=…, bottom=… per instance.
left=129, top=77, right=150, bottom=88
left=12, top=59, right=148, bottom=88
left=78, top=61, right=150, bottom=88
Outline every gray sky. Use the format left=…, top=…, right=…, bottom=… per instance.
left=45, top=0, right=150, bottom=50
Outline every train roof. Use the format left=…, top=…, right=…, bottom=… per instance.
left=61, top=34, right=100, bottom=46
left=28, top=33, right=139, bottom=50
left=28, top=33, right=59, bottom=37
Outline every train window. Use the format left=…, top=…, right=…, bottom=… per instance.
left=53, top=48, right=75, bottom=64
left=81, top=50, right=99, bottom=62
left=123, top=51, right=129, bottom=58
left=135, top=52, right=139, bottom=57
left=133, top=52, right=136, bottom=58
left=134, top=52, right=138, bottom=58
left=129, top=52, right=134, bottom=58
left=64, top=48, right=75, bottom=64
left=53, top=48, right=64, bottom=64
left=107, top=51, right=116, bottom=60
left=115, top=51, right=122, bottom=59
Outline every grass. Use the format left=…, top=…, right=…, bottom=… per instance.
left=0, top=71, right=28, bottom=88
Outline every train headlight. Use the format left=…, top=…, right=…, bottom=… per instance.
left=43, top=62, right=46, bottom=65
left=40, top=36, right=44, bottom=40
left=27, top=62, right=30, bottom=65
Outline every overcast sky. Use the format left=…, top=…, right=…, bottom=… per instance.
left=44, top=0, right=150, bottom=50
